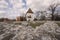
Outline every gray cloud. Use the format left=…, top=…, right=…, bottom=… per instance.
left=0, top=0, right=60, bottom=19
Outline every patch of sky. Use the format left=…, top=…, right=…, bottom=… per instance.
left=22, top=0, right=27, bottom=9
left=5, top=0, right=13, bottom=8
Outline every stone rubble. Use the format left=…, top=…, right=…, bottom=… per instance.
left=34, top=21, right=60, bottom=40
left=0, top=21, right=60, bottom=40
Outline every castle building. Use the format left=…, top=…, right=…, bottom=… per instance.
left=16, top=8, right=35, bottom=21
left=16, top=16, right=26, bottom=21
left=26, top=8, right=36, bottom=21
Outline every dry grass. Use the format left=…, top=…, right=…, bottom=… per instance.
left=29, top=22, right=44, bottom=28
left=56, top=23, right=60, bottom=26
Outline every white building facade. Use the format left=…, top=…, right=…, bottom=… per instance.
left=26, top=8, right=36, bottom=21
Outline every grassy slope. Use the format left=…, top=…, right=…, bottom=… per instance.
left=29, top=22, right=44, bottom=28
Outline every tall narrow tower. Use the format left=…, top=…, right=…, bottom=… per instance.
left=26, top=8, right=35, bottom=21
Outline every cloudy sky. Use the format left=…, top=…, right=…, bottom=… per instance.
left=0, top=0, right=60, bottom=19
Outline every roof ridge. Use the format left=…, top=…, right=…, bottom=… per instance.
left=26, top=8, right=33, bottom=13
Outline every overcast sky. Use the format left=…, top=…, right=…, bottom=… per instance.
left=0, top=0, right=60, bottom=19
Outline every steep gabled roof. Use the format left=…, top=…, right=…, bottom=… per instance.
left=26, top=8, right=33, bottom=13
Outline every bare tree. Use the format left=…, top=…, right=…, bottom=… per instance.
left=48, top=3, right=60, bottom=20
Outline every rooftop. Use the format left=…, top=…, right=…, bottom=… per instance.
left=26, top=8, right=33, bottom=13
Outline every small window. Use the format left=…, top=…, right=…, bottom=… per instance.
left=28, top=15, right=31, bottom=18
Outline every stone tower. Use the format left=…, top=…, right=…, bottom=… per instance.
left=26, top=8, right=35, bottom=21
